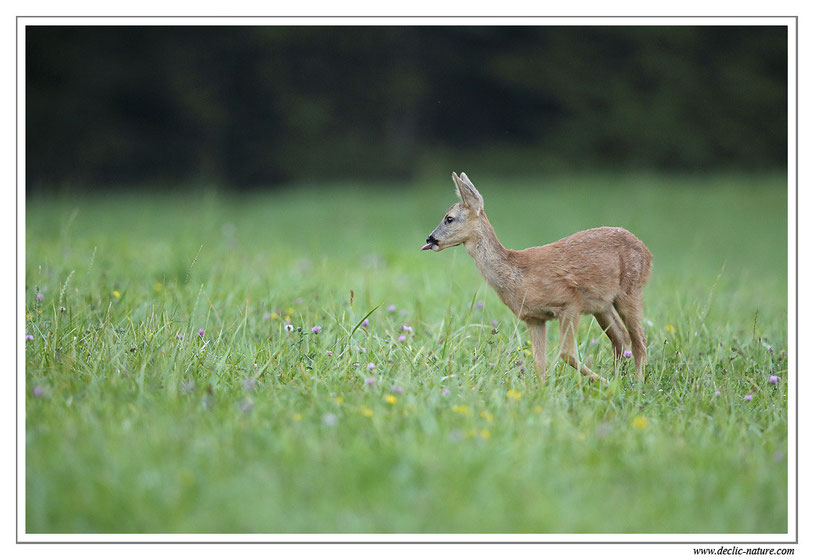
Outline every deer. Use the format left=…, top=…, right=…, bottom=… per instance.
left=422, top=172, right=652, bottom=384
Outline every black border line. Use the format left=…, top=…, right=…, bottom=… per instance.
left=16, top=15, right=799, bottom=546
left=16, top=540, right=804, bottom=545
left=794, top=14, right=799, bottom=546
left=15, top=14, right=19, bottom=546
left=14, top=15, right=798, bottom=19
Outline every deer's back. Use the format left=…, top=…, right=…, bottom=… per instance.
left=508, top=227, right=652, bottom=316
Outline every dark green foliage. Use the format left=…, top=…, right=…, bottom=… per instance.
left=26, top=26, right=786, bottom=192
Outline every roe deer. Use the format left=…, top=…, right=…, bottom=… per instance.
left=422, top=172, right=652, bottom=384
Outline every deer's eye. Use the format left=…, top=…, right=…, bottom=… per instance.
left=445, top=216, right=455, bottom=224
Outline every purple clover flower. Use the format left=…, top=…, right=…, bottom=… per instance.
left=769, top=375, right=779, bottom=385
left=401, top=325, right=413, bottom=333
left=623, top=350, right=633, bottom=358
left=36, top=292, right=44, bottom=302
left=361, top=318, right=369, bottom=327
left=744, top=393, right=753, bottom=402
left=311, top=325, right=322, bottom=334
left=387, top=304, right=396, bottom=313
left=366, top=362, right=376, bottom=371
left=441, top=388, right=451, bottom=396
left=25, top=334, right=34, bottom=341
left=197, top=328, right=205, bottom=337
left=326, top=350, right=333, bottom=357
left=397, top=335, right=406, bottom=342
left=390, top=385, right=403, bottom=394
left=33, top=386, right=44, bottom=398
left=475, top=301, right=484, bottom=309
left=364, top=377, right=376, bottom=386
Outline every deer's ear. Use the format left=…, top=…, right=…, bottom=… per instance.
left=452, top=172, right=465, bottom=201
left=453, top=172, right=484, bottom=214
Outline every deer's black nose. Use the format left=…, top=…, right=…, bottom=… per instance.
left=426, top=235, right=437, bottom=244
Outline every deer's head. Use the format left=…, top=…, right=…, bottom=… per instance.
left=422, top=172, right=485, bottom=252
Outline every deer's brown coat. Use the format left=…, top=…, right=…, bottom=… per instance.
left=425, top=172, right=652, bottom=383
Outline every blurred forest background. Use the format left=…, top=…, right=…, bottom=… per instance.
left=26, top=25, right=787, bottom=193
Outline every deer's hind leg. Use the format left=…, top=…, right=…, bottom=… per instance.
left=609, top=305, right=631, bottom=348
left=594, top=306, right=629, bottom=361
left=557, top=309, right=609, bottom=386
left=613, top=294, right=647, bottom=381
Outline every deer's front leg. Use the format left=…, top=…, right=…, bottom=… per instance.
left=527, top=320, right=548, bottom=382
left=558, top=310, right=609, bottom=386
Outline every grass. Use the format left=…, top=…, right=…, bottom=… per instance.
left=24, top=172, right=788, bottom=534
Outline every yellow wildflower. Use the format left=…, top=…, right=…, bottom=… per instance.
left=284, top=315, right=291, bottom=323
left=113, top=290, right=121, bottom=299
left=292, top=413, right=303, bottom=421
left=452, top=404, right=472, bottom=416
left=153, top=282, right=163, bottom=292
left=632, top=416, right=650, bottom=430
left=480, top=429, right=491, bottom=439
left=271, top=312, right=279, bottom=320
left=666, top=324, right=676, bottom=334
left=335, top=396, right=344, bottom=404
left=385, top=394, right=397, bottom=404
left=480, top=411, right=494, bottom=422
left=359, top=406, right=373, bottom=418
left=287, top=307, right=294, bottom=314
left=535, top=406, right=543, bottom=413
left=506, top=389, right=522, bottom=401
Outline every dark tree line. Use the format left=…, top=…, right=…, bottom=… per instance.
left=26, top=26, right=787, bottom=192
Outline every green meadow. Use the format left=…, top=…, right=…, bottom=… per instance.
left=24, top=173, right=788, bottom=533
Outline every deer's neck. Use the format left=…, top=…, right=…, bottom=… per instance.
left=464, top=215, right=518, bottom=295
